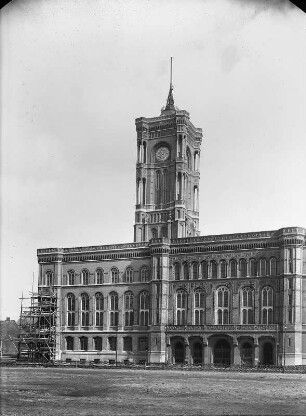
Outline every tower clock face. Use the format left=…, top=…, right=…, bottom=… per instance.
left=156, top=147, right=170, bottom=161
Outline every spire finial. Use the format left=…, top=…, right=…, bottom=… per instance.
left=165, top=57, right=175, bottom=111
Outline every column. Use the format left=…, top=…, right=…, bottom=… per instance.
left=167, top=343, right=172, bottom=365
left=202, top=340, right=208, bottom=365
left=185, top=342, right=191, bottom=365
left=233, top=339, right=240, bottom=365
left=254, top=340, right=259, bottom=367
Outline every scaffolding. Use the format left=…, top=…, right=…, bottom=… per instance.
left=18, top=288, right=57, bottom=362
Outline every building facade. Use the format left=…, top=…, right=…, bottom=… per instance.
left=36, top=86, right=306, bottom=366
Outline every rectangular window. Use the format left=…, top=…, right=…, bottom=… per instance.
left=80, top=337, right=88, bottom=351
left=138, top=337, right=148, bottom=352
left=109, top=337, right=117, bottom=351
left=94, top=337, right=102, bottom=351
left=123, top=337, right=132, bottom=352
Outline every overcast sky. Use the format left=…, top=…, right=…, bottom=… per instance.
left=1, top=0, right=305, bottom=320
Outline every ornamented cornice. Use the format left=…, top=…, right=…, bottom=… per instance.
left=166, top=324, right=278, bottom=332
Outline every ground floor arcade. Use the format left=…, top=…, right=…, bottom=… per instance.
left=167, top=334, right=276, bottom=366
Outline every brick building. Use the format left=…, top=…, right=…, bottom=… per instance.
left=36, top=85, right=306, bottom=366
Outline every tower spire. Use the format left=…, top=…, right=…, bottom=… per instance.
left=165, top=57, right=175, bottom=110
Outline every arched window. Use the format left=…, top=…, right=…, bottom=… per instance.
left=269, top=257, right=277, bottom=276
left=250, top=259, right=257, bottom=277
left=220, top=261, right=227, bottom=278
left=81, top=269, right=89, bottom=285
left=177, top=172, right=182, bottom=199
left=262, top=286, right=273, bottom=324
left=201, top=261, right=208, bottom=279
left=239, top=259, right=247, bottom=278
left=259, top=258, right=266, bottom=277
left=67, top=294, right=75, bottom=327
left=192, top=262, right=199, bottom=280
left=183, top=262, right=189, bottom=280
left=194, top=289, right=205, bottom=325
left=81, top=293, right=89, bottom=327
left=143, top=141, right=147, bottom=163
left=186, top=147, right=191, bottom=169
left=96, top=268, right=104, bottom=284
left=111, top=267, right=119, bottom=283
left=140, top=266, right=150, bottom=282
left=176, top=289, right=187, bottom=325
left=229, top=260, right=237, bottom=278
left=139, top=291, right=149, bottom=326
left=95, top=293, right=104, bottom=327
left=110, top=292, right=119, bottom=326
left=124, top=292, right=134, bottom=327
left=142, top=178, right=146, bottom=205
left=151, top=228, right=157, bottom=239
left=156, top=171, right=161, bottom=205
left=193, top=186, right=199, bottom=211
left=174, top=263, right=181, bottom=281
left=66, top=336, right=74, bottom=351
left=211, top=261, right=218, bottom=278
left=125, top=267, right=134, bottom=283
left=80, top=336, right=88, bottom=351
left=45, top=270, right=53, bottom=286
left=161, top=227, right=168, bottom=238
left=162, top=169, right=169, bottom=204
left=67, top=270, right=75, bottom=286
left=241, top=287, right=254, bottom=324
left=215, top=287, right=229, bottom=324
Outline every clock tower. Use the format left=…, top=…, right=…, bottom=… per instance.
left=134, top=82, right=203, bottom=242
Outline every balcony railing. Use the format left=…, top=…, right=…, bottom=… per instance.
left=166, top=324, right=278, bottom=332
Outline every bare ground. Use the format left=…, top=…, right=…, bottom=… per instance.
left=1, top=367, right=305, bottom=416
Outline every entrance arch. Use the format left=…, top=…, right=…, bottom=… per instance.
left=241, top=342, right=253, bottom=366
left=192, top=342, right=202, bottom=365
left=262, top=342, right=274, bottom=365
left=214, top=339, right=231, bottom=366
left=174, top=342, right=185, bottom=364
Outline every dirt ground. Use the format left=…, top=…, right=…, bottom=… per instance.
left=1, top=367, right=305, bottom=416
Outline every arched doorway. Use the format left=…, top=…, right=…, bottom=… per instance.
left=174, top=342, right=185, bottom=364
left=241, top=342, right=253, bottom=366
left=214, top=339, right=231, bottom=366
left=193, top=342, right=202, bottom=365
left=262, top=342, right=274, bottom=365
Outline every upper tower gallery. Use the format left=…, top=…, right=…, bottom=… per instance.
left=134, top=73, right=203, bottom=242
